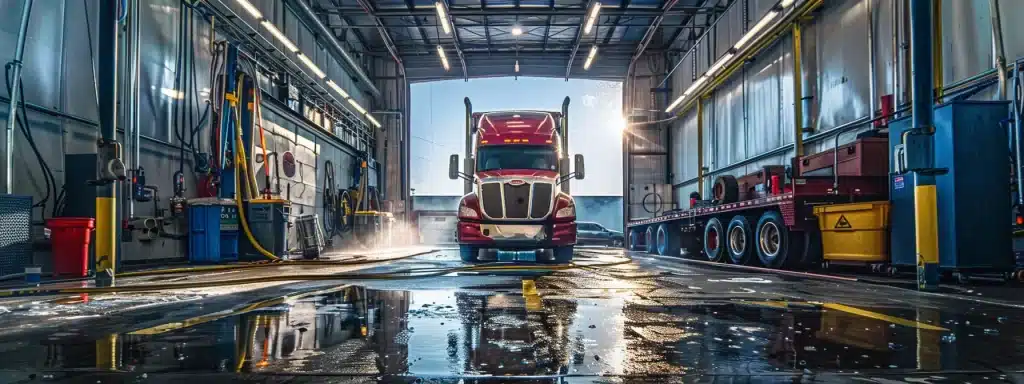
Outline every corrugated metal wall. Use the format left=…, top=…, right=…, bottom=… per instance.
left=639, top=0, right=1019, bottom=216
left=0, top=0, right=405, bottom=265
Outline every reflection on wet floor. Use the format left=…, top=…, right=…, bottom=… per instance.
left=2, top=279, right=1022, bottom=382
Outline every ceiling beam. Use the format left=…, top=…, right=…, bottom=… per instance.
left=542, top=0, right=554, bottom=51
left=317, top=7, right=717, bottom=17
left=663, top=0, right=716, bottom=49
left=482, top=0, right=492, bottom=53
left=603, top=0, right=631, bottom=46
left=353, top=0, right=405, bottom=75
left=404, top=0, right=434, bottom=47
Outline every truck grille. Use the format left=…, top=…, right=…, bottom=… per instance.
left=479, top=181, right=555, bottom=220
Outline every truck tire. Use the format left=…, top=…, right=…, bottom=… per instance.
left=704, top=217, right=725, bottom=262
left=629, top=229, right=642, bottom=251
left=645, top=226, right=656, bottom=254
left=459, top=245, right=480, bottom=263
left=755, top=211, right=791, bottom=268
left=552, top=246, right=574, bottom=263
left=726, top=215, right=754, bottom=265
left=713, top=175, right=740, bottom=204
left=656, top=223, right=681, bottom=256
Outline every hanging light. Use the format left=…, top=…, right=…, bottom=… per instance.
left=365, top=114, right=382, bottom=128
left=235, top=0, right=263, bottom=19
left=437, top=45, right=450, bottom=71
left=326, top=80, right=349, bottom=98
left=734, top=10, right=779, bottom=49
left=583, top=45, right=598, bottom=70
left=435, top=1, right=452, bottom=35
left=583, top=2, right=602, bottom=34
left=665, top=76, right=709, bottom=113
left=512, top=26, right=523, bottom=36
left=780, top=0, right=795, bottom=7
left=515, top=60, right=520, bottom=73
left=706, top=52, right=735, bottom=77
left=261, top=20, right=298, bottom=52
left=296, top=53, right=326, bottom=79
left=348, top=99, right=367, bottom=115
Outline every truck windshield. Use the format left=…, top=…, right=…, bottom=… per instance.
left=476, top=145, right=558, bottom=172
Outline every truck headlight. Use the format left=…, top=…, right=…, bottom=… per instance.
left=555, top=205, right=575, bottom=218
left=459, top=205, right=479, bottom=219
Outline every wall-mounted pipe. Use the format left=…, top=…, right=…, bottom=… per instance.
left=128, top=0, right=141, bottom=218
left=990, top=0, right=1008, bottom=100
left=1013, top=61, right=1023, bottom=205
left=4, top=0, right=33, bottom=194
left=792, top=22, right=805, bottom=158
left=285, top=0, right=382, bottom=99
left=867, top=0, right=877, bottom=122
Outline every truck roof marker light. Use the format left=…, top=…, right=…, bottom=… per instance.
left=435, top=2, right=451, bottom=35
left=583, top=45, right=598, bottom=70
left=504, top=139, right=512, bottom=143
left=584, top=2, right=602, bottom=35
left=546, top=140, right=552, bottom=143
left=437, top=45, right=451, bottom=71
left=236, top=0, right=263, bottom=19
left=735, top=9, right=779, bottom=50
left=261, top=21, right=298, bottom=53
left=480, top=140, right=488, bottom=144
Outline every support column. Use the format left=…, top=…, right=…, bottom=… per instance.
left=909, top=0, right=939, bottom=290
left=95, top=0, right=120, bottom=285
left=696, top=100, right=704, bottom=196
left=792, top=22, right=805, bottom=158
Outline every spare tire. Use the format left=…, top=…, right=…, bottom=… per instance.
left=713, top=175, right=740, bottom=204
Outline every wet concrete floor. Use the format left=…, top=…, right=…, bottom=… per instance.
left=0, top=248, right=1022, bottom=383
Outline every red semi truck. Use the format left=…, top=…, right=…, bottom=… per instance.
left=448, top=97, right=585, bottom=263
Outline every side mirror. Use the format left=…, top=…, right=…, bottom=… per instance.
left=448, top=154, right=460, bottom=180
left=574, top=154, right=585, bottom=180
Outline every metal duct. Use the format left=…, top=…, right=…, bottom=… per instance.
left=285, top=0, right=382, bottom=99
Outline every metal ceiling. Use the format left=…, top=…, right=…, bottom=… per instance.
left=311, top=0, right=726, bottom=81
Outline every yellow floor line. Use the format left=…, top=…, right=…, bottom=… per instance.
left=522, top=279, right=543, bottom=312
left=820, top=303, right=949, bottom=331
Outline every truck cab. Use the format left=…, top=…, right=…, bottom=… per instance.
left=448, top=97, right=585, bottom=263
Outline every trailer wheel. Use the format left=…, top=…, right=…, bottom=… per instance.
left=645, top=226, right=656, bottom=254
left=727, top=215, right=754, bottom=265
left=755, top=211, right=791, bottom=268
left=704, top=217, right=725, bottom=262
left=628, top=229, right=643, bottom=251
left=713, top=175, right=740, bottom=204
left=656, top=223, right=681, bottom=256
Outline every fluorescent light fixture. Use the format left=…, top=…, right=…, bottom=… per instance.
left=348, top=98, right=367, bottom=115
left=296, top=53, right=326, bottom=79
left=583, top=45, right=598, bottom=70
left=235, top=0, right=263, bottom=19
left=261, top=20, right=298, bottom=52
left=734, top=10, right=778, bottom=49
left=515, top=60, right=520, bottom=73
left=665, top=76, right=709, bottom=113
left=326, top=80, right=349, bottom=98
left=437, top=45, right=450, bottom=71
left=780, top=0, right=795, bottom=7
left=706, top=52, right=734, bottom=76
left=512, top=26, right=523, bottom=36
left=583, top=2, right=602, bottom=34
left=435, top=2, right=451, bottom=35
left=160, top=88, right=184, bottom=99
left=365, top=114, right=382, bottom=128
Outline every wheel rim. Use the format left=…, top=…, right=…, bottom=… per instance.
left=729, top=226, right=746, bottom=255
left=759, top=222, right=781, bottom=259
left=707, top=228, right=719, bottom=252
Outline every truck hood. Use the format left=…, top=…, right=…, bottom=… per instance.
left=475, top=169, right=559, bottom=181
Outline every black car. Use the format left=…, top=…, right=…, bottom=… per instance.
left=575, top=221, right=624, bottom=247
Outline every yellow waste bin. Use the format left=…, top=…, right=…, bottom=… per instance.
left=812, top=201, right=890, bottom=263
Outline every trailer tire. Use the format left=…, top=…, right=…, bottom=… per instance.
left=713, top=175, right=740, bottom=204
left=726, top=215, right=754, bottom=265
left=755, top=211, right=791, bottom=268
left=656, top=223, right=681, bottom=256
left=459, top=245, right=481, bottom=263
left=704, top=217, right=726, bottom=262
left=629, top=229, right=643, bottom=251
left=645, top=226, right=656, bottom=254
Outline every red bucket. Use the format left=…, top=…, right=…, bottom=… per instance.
left=46, top=218, right=95, bottom=277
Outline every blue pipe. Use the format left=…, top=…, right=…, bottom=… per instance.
left=910, top=0, right=934, bottom=140
left=909, top=0, right=939, bottom=291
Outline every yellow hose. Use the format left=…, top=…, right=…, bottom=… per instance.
left=230, top=77, right=279, bottom=261
left=116, top=249, right=438, bottom=277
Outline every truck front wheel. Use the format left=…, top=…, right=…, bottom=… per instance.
left=459, top=245, right=481, bottom=263
left=551, top=246, right=574, bottom=263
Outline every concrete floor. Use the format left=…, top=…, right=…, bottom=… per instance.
left=0, top=247, right=1021, bottom=383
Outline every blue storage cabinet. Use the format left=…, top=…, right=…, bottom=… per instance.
left=889, top=101, right=1014, bottom=273
left=189, top=198, right=240, bottom=264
